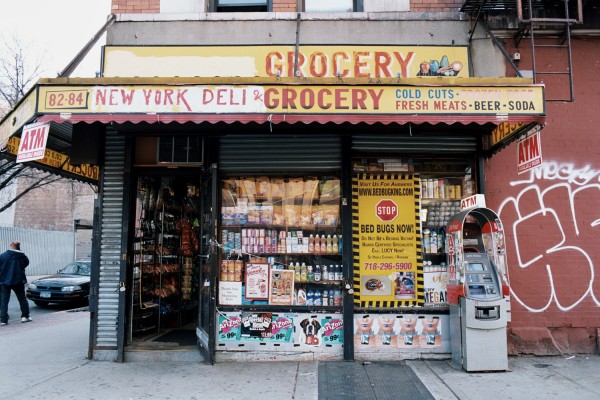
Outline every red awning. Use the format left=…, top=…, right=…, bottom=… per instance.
left=38, top=113, right=544, bottom=126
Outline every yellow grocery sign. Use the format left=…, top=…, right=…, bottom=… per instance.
left=36, top=84, right=545, bottom=116
left=103, top=45, right=470, bottom=79
left=352, top=174, right=423, bottom=307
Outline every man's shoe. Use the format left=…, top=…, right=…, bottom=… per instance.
left=21, top=317, right=32, bottom=323
left=0, top=322, right=6, bottom=326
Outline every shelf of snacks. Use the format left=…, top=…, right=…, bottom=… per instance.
left=218, top=175, right=344, bottom=310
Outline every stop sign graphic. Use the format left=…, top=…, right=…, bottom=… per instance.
left=376, top=199, right=398, bottom=222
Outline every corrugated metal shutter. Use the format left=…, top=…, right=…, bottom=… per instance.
left=219, top=134, right=341, bottom=174
left=96, top=131, right=126, bottom=349
left=352, top=134, right=478, bottom=155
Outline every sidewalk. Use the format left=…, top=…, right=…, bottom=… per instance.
left=1, top=309, right=599, bottom=400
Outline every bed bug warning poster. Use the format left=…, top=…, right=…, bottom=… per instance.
left=353, top=174, right=423, bottom=306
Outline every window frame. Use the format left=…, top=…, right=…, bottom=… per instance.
left=210, top=0, right=272, bottom=12
left=302, top=0, right=363, bottom=12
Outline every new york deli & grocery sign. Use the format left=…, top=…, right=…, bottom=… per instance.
left=36, top=84, right=544, bottom=116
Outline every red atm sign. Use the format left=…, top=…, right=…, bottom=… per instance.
left=517, top=125, right=542, bottom=174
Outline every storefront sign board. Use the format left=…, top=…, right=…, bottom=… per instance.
left=517, top=125, right=542, bottom=174
left=16, top=122, right=50, bottom=163
left=6, top=136, right=100, bottom=182
left=0, top=89, right=38, bottom=148
left=461, top=194, right=486, bottom=210
left=103, top=45, right=470, bottom=79
left=352, top=174, right=423, bottom=307
left=36, top=84, right=545, bottom=116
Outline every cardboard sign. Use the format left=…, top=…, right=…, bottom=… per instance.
left=219, top=281, right=242, bottom=305
left=268, top=269, right=295, bottom=306
left=245, top=263, right=270, bottom=300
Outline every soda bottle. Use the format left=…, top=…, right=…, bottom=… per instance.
left=335, top=265, right=342, bottom=281
left=307, top=265, right=314, bottom=282
left=300, top=262, right=307, bottom=282
left=322, top=265, right=329, bottom=281
left=314, top=265, right=322, bottom=282
left=322, top=289, right=329, bottom=306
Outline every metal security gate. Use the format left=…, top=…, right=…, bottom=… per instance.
left=352, top=134, right=479, bottom=156
left=218, top=134, right=341, bottom=174
left=93, top=130, right=127, bottom=361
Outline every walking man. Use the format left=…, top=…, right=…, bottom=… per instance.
left=0, top=241, right=31, bottom=325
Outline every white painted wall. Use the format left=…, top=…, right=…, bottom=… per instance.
left=160, top=0, right=206, bottom=13
left=363, top=0, right=410, bottom=12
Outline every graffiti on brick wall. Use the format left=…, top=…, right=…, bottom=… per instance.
left=498, top=161, right=600, bottom=312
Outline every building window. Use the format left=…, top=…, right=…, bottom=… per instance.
left=158, top=136, right=203, bottom=164
left=304, top=0, right=354, bottom=12
left=215, top=0, right=270, bottom=12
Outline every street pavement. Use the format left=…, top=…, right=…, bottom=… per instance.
left=1, top=308, right=599, bottom=400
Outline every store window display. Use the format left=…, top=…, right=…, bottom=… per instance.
left=217, top=175, right=343, bottom=309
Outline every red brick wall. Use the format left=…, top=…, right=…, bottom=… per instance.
left=409, top=0, right=464, bottom=12
left=14, top=178, right=75, bottom=231
left=486, top=38, right=600, bottom=354
left=112, top=0, right=160, bottom=14
left=273, top=0, right=297, bottom=12
left=109, top=0, right=465, bottom=13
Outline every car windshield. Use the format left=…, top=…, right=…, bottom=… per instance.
left=59, top=262, right=91, bottom=276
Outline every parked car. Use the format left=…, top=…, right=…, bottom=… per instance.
left=26, top=261, right=91, bottom=307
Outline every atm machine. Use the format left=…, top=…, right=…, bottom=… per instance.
left=446, top=206, right=510, bottom=372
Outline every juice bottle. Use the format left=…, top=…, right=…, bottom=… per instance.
left=294, top=262, right=301, bottom=282
left=308, top=234, right=314, bottom=253
left=332, top=235, right=339, bottom=253
left=320, top=234, right=327, bottom=253
left=314, top=234, right=321, bottom=254
left=326, top=235, right=332, bottom=253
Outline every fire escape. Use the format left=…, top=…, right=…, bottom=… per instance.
left=461, top=0, right=583, bottom=102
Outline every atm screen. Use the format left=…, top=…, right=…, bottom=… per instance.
left=467, top=263, right=485, bottom=271
left=469, top=285, right=486, bottom=295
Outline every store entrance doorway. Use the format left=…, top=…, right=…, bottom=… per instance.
left=128, top=171, right=204, bottom=350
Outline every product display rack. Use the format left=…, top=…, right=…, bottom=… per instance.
left=218, top=175, right=344, bottom=312
left=131, top=176, right=200, bottom=336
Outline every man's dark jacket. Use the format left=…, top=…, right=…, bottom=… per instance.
left=0, top=249, right=29, bottom=285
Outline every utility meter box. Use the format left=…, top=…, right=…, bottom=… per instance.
left=446, top=207, right=510, bottom=372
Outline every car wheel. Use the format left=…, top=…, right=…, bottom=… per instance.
left=34, top=300, right=49, bottom=307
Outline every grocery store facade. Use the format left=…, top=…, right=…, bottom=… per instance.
left=1, top=3, right=558, bottom=363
